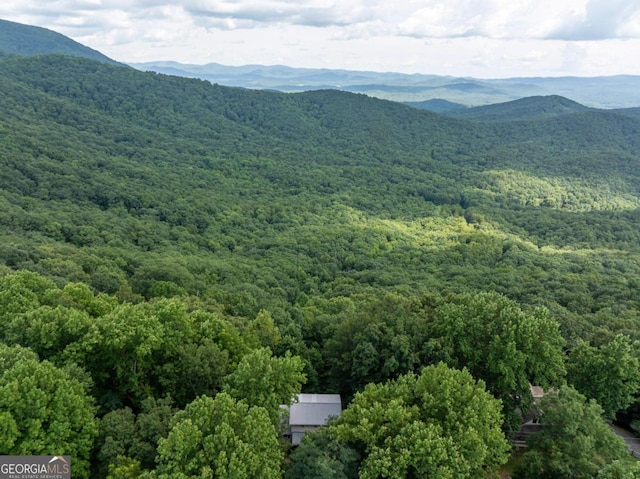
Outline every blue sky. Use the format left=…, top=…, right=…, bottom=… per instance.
left=1, top=0, right=639, bottom=78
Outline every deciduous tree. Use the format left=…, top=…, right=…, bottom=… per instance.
left=515, top=386, right=628, bottom=479
left=332, top=362, right=510, bottom=479
left=152, top=393, right=283, bottom=479
left=429, top=291, right=565, bottom=428
left=0, top=344, right=98, bottom=479
left=223, top=347, right=306, bottom=428
left=567, top=334, right=640, bottom=418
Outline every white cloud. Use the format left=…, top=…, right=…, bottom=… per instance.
left=1, top=0, right=640, bottom=76
left=179, top=0, right=381, bottom=28
left=547, top=0, right=640, bottom=40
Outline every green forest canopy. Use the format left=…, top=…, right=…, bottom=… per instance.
left=2, top=47, right=640, bottom=478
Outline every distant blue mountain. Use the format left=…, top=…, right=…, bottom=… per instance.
left=130, top=61, right=640, bottom=109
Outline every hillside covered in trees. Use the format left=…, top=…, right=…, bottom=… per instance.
left=2, top=21, right=640, bottom=478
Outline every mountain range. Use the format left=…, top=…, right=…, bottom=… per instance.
left=129, top=60, right=640, bottom=109
left=1, top=17, right=637, bottom=109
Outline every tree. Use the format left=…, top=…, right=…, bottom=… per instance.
left=515, top=386, right=629, bottom=479
left=322, top=292, right=430, bottom=400
left=428, top=291, right=565, bottom=428
left=152, top=393, right=283, bottom=479
left=285, top=427, right=359, bottom=479
left=223, top=347, right=306, bottom=428
left=332, top=362, right=510, bottom=479
left=95, top=396, right=175, bottom=476
left=0, top=270, right=54, bottom=326
left=3, top=304, right=97, bottom=364
left=81, top=302, right=164, bottom=408
left=0, top=344, right=98, bottom=479
left=157, top=338, right=231, bottom=408
left=567, top=334, right=640, bottom=418
left=107, top=456, right=144, bottom=479
left=598, top=460, right=640, bottom=479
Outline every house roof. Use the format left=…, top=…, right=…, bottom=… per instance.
left=530, top=385, right=545, bottom=400
left=288, top=394, right=342, bottom=426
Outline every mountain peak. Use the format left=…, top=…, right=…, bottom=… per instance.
left=0, top=18, right=120, bottom=65
left=444, top=94, right=590, bottom=121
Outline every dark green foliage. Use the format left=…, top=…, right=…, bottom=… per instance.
left=446, top=95, right=590, bottom=121
left=514, top=386, right=629, bottom=479
left=94, top=397, right=175, bottom=476
left=285, top=428, right=360, bottom=479
left=0, top=19, right=119, bottom=64
left=320, top=292, right=431, bottom=399
left=1, top=53, right=640, bottom=333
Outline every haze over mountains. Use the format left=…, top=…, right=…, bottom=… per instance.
left=2, top=17, right=639, bottom=109
left=130, top=60, right=640, bottom=109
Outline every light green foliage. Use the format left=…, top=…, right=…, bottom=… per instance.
left=83, top=302, right=164, bottom=404
left=0, top=344, right=98, bottom=478
left=285, top=428, right=360, bottom=479
left=248, top=309, right=281, bottom=350
left=107, top=456, right=144, bottom=479
left=55, top=281, right=119, bottom=316
left=223, top=347, right=306, bottom=427
left=4, top=305, right=97, bottom=363
left=598, top=460, right=640, bottom=479
left=0, top=271, right=56, bottom=325
left=429, top=291, right=566, bottom=427
left=515, top=386, right=629, bottom=479
left=0, top=271, right=251, bottom=412
left=332, top=362, right=510, bottom=478
left=567, top=334, right=640, bottom=418
left=154, top=393, right=283, bottom=479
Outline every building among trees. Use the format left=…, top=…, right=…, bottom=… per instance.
left=283, top=394, right=342, bottom=445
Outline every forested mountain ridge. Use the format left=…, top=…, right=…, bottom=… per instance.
left=3, top=42, right=640, bottom=478
left=0, top=18, right=120, bottom=64
left=3, top=52, right=640, bottom=332
left=441, top=95, right=591, bottom=121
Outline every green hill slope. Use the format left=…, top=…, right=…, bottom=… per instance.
left=0, top=18, right=120, bottom=64
left=444, top=95, right=591, bottom=121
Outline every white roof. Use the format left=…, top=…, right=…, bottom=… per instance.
left=287, top=394, right=342, bottom=426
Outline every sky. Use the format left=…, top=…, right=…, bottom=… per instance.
left=1, top=0, right=640, bottom=78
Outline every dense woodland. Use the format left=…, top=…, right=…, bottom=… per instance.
left=2, top=28, right=640, bottom=478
